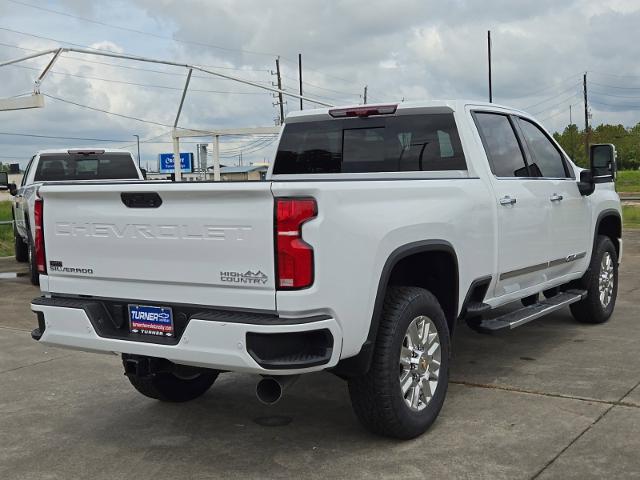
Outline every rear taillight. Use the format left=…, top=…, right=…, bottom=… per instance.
left=34, top=197, right=46, bottom=274
left=275, top=198, right=317, bottom=290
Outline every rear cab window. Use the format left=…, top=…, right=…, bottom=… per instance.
left=473, top=112, right=529, bottom=178
left=34, top=153, right=139, bottom=182
left=273, top=113, right=467, bottom=174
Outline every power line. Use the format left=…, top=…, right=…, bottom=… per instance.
left=0, top=28, right=272, bottom=74
left=522, top=82, right=582, bottom=110
left=590, top=99, right=640, bottom=110
left=528, top=93, right=581, bottom=116
left=278, top=56, right=358, bottom=86
left=43, top=93, right=175, bottom=127
left=0, top=129, right=277, bottom=150
left=219, top=136, right=278, bottom=154
left=220, top=137, right=278, bottom=158
left=590, top=81, right=640, bottom=91
left=538, top=101, right=582, bottom=123
left=590, top=89, right=640, bottom=100
left=3, top=0, right=280, bottom=58
left=278, top=81, right=349, bottom=104
left=113, top=130, right=174, bottom=149
left=0, top=130, right=129, bottom=142
left=520, top=72, right=583, bottom=99
left=588, top=70, right=640, bottom=79
left=281, top=74, right=360, bottom=97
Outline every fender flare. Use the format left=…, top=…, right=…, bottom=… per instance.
left=594, top=209, right=622, bottom=261
left=331, top=240, right=458, bottom=378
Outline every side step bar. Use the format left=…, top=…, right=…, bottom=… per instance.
left=477, top=290, right=587, bottom=331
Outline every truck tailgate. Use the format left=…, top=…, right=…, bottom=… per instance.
left=38, top=182, right=276, bottom=310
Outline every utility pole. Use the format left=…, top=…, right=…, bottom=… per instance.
left=298, top=53, right=303, bottom=111
left=274, top=57, right=284, bottom=124
left=583, top=72, right=589, bottom=157
left=363, top=85, right=368, bottom=104
left=133, top=134, right=140, bottom=167
left=488, top=30, right=493, bottom=103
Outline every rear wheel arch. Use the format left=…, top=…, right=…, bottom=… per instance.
left=332, top=240, right=458, bottom=378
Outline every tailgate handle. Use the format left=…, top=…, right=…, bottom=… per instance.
left=121, top=192, right=163, bottom=208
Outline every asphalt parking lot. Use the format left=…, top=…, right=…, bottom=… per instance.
left=1, top=233, right=639, bottom=480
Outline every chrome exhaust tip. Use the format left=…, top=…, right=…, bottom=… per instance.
left=256, top=375, right=299, bottom=405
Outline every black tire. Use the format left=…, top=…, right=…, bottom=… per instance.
left=28, top=241, right=39, bottom=286
left=125, top=361, right=219, bottom=402
left=348, top=287, right=450, bottom=439
left=14, top=232, right=28, bottom=263
left=570, top=235, right=618, bottom=324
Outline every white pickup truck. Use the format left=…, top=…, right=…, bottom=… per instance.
left=29, top=101, right=622, bottom=439
left=8, top=148, right=144, bottom=285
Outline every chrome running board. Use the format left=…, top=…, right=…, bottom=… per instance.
left=478, top=290, right=587, bottom=331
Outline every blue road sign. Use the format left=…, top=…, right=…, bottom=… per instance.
left=159, top=152, right=193, bottom=173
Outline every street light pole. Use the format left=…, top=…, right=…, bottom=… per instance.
left=133, top=134, right=141, bottom=167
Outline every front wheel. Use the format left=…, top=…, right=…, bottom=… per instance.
left=570, top=235, right=618, bottom=324
left=14, top=232, right=28, bottom=263
left=28, top=241, right=39, bottom=286
left=348, top=287, right=450, bottom=439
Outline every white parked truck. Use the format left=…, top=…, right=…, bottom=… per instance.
left=29, top=102, right=622, bottom=438
left=7, top=148, right=144, bottom=285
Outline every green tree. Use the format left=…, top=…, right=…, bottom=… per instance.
left=553, top=122, right=640, bottom=170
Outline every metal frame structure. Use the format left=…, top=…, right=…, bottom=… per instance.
left=0, top=47, right=335, bottom=178
left=173, top=126, right=281, bottom=181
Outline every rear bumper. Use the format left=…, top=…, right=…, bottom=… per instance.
left=31, top=296, right=342, bottom=375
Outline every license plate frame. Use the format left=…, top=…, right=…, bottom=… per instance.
left=128, top=304, right=175, bottom=338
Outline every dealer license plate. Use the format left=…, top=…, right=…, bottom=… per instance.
left=128, top=304, right=174, bottom=337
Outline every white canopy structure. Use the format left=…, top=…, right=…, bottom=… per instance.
left=0, top=47, right=335, bottom=179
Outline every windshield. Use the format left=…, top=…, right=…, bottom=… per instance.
left=33, top=153, right=139, bottom=182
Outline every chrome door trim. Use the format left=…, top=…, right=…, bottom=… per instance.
left=499, top=251, right=587, bottom=281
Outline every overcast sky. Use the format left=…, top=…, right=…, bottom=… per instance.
left=1, top=0, right=640, bottom=170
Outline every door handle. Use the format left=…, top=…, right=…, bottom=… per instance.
left=499, top=196, right=517, bottom=206
left=550, top=193, right=563, bottom=202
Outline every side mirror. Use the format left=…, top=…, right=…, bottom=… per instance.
left=590, top=143, right=617, bottom=182
left=577, top=170, right=595, bottom=196
left=140, top=168, right=147, bottom=179
left=8, top=183, right=18, bottom=196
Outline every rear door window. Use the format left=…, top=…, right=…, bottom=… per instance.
left=34, top=153, right=138, bottom=181
left=273, top=113, right=466, bottom=174
left=473, top=113, right=529, bottom=178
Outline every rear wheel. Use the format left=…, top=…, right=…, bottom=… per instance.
left=570, top=235, right=618, bottom=324
left=124, top=357, right=219, bottom=402
left=348, top=287, right=450, bottom=439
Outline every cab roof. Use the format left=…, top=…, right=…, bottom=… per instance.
left=285, top=100, right=531, bottom=123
